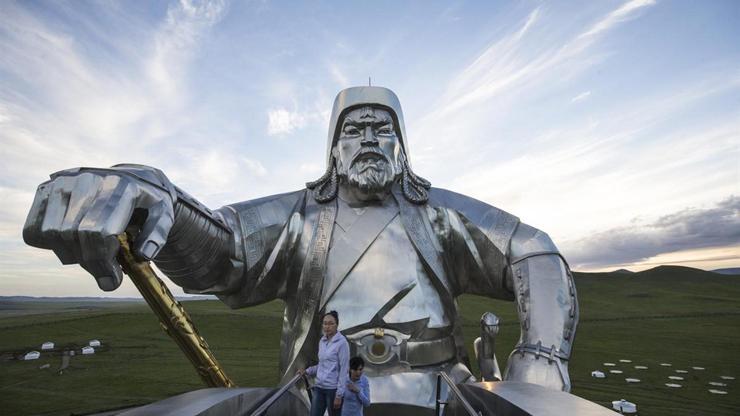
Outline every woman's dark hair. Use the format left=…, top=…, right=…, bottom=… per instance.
left=350, top=356, right=365, bottom=370
left=323, top=310, right=339, bottom=325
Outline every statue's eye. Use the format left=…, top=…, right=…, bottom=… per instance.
left=377, top=127, right=393, bottom=135
left=343, top=126, right=360, bottom=136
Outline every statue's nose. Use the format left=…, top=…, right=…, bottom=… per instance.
left=361, top=126, right=379, bottom=146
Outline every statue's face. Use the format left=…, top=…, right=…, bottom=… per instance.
left=333, top=106, right=402, bottom=194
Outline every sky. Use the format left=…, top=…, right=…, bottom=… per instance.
left=0, top=0, right=738, bottom=297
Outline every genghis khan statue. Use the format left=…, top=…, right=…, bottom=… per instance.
left=23, top=87, right=578, bottom=411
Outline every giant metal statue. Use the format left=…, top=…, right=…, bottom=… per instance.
left=23, top=87, right=602, bottom=415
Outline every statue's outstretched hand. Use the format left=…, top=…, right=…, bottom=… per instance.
left=23, top=166, right=176, bottom=291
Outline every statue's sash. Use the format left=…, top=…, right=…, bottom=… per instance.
left=282, top=193, right=336, bottom=383
left=392, top=187, right=453, bottom=297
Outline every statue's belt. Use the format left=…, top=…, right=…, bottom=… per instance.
left=346, top=327, right=456, bottom=368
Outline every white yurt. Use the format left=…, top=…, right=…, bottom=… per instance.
left=24, top=351, right=40, bottom=360
left=41, top=341, right=54, bottom=350
left=591, top=371, right=606, bottom=378
left=88, top=339, right=101, bottom=347
left=81, top=346, right=95, bottom=355
left=612, top=399, right=637, bottom=413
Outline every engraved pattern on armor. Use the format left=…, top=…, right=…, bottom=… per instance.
left=303, top=208, right=333, bottom=297
left=285, top=202, right=336, bottom=375
left=239, top=204, right=265, bottom=269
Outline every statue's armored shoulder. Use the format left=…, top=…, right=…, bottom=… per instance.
left=509, top=222, right=561, bottom=264
left=225, top=189, right=306, bottom=230
left=218, top=190, right=307, bottom=277
left=427, top=187, right=519, bottom=254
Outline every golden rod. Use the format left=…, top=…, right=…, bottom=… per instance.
left=116, top=233, right=235, bottom=388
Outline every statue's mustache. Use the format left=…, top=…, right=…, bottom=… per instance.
left=351, top=148, right=388, bottom=167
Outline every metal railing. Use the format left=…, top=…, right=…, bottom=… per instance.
left=435, top=372, right=482, bottom=416
left=249, top=373, right=310, bottom=416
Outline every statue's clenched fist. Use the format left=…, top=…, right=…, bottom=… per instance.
left=23, top=164, right=176, bottom=291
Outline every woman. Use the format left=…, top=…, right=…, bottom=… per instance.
left=302, top=310, right=349, bottom=416
left=342, top=356, right=371, bottom=416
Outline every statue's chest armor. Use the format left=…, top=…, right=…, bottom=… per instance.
left=322, top=200, right=449, bottom=331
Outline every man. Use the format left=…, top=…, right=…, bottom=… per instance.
left=23, top=86, right=578, bottom=411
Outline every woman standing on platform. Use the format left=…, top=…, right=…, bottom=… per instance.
left=300, top=310, right=349, bottom=416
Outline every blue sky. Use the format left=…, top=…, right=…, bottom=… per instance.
left=1, top=0, right=738, bottom=297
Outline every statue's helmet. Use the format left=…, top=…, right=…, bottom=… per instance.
left=308, top=86, right=430, bottom=204
left=324, top=86, right=409, bottom=167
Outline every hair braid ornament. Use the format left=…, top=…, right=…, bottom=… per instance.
left=400, top=155, right=430, bottom=204
left=305, top=158, right=338, bottom=203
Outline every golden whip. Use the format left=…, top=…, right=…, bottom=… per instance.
left=116, top=233, right=235, bottom=388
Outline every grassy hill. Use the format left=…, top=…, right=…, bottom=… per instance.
left=1, top=266, right=738, bottom=415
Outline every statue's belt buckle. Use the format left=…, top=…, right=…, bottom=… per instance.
left=347, top=328, right=457, bottom=367
left=347, top=328, right=409, bottom=366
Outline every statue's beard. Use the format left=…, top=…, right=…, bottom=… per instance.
left=345, top=155, right=396, bottom=194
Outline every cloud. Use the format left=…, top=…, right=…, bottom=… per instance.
left=409, top=0, right=659, bottom=174
left=242, top=158, right=268, bottom=177
left=431, top=0, right=655, bottom=117
left=266, top=97, right=331, bottom=137
left=440, top=80, right=739, bottom=246
left=0, top=186, right=34, bottom=239
left=571, top=91, right=592, bottom=103
left=147, top=0, right=228, bottom=103
left=577, top=0, right=656, bottom=40
left=164, top=148, right=268, bottom=206
left=0, top=0, right=229, bottom=182
left=328, top=63, right=350, bottom=88
left=432, top=7, right=542, bottom=116
left=561, top=196, right=740, bottom=270
left=299, top=162, right=323, bottom=175
left=267, top=108, right=308, bottom=136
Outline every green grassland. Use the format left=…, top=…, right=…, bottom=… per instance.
left=1, top=266, right=738, bottom=415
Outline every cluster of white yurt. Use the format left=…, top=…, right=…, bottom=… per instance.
left=21, top=339, right=103, bottom=360
left=593, top=357, right=735, bottom=408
